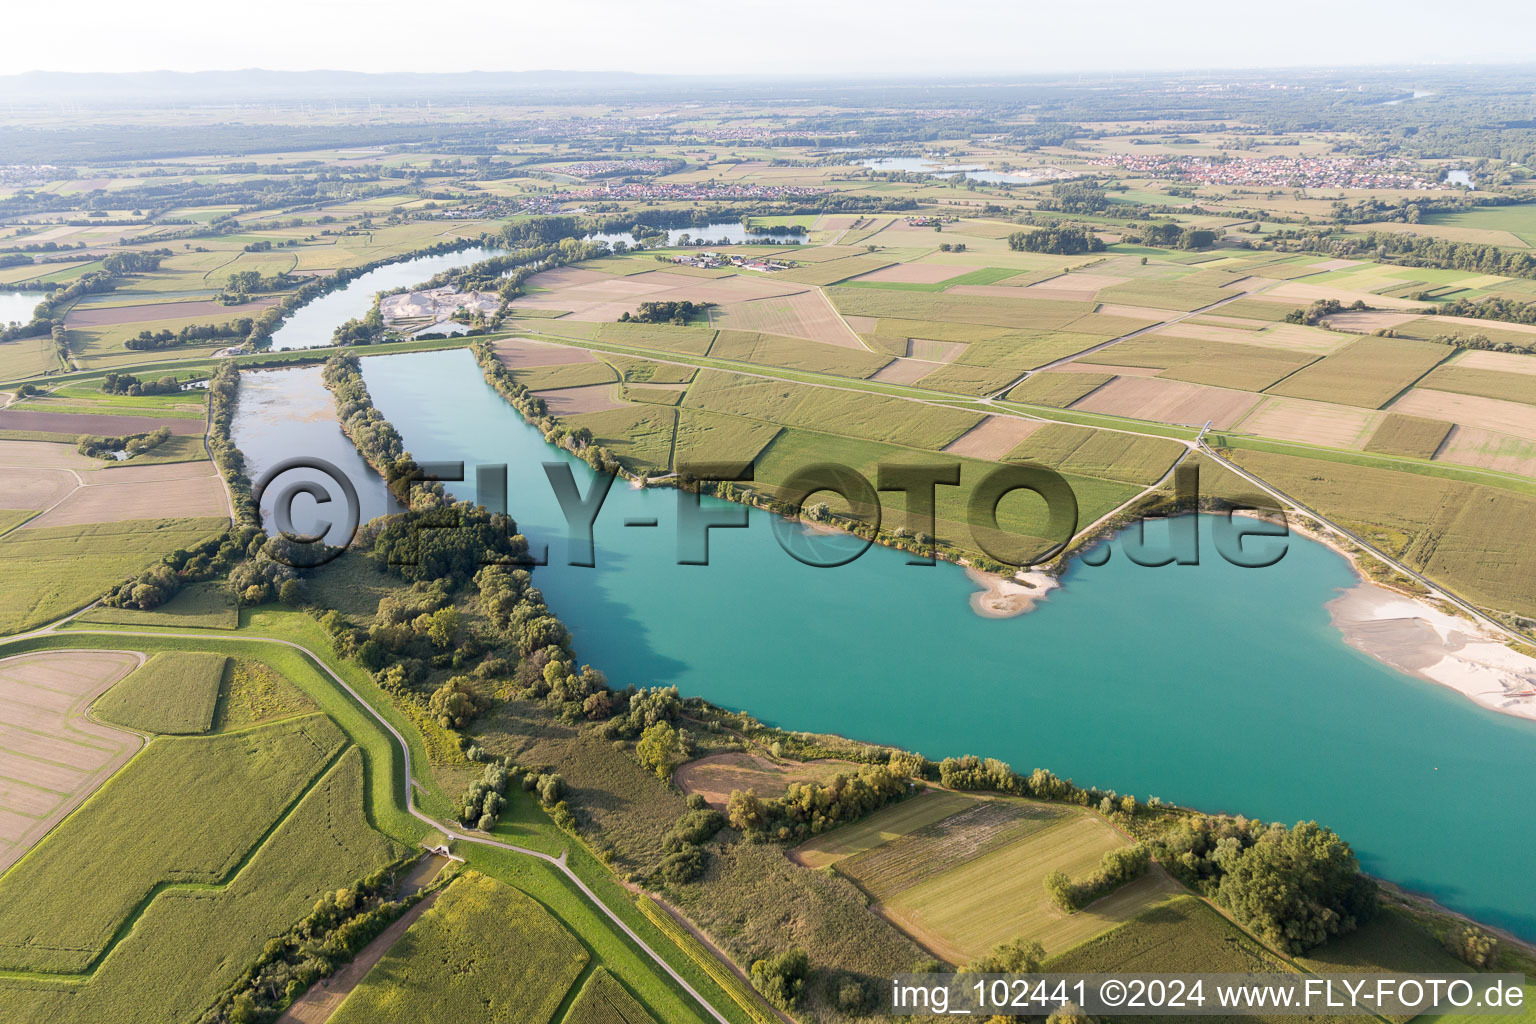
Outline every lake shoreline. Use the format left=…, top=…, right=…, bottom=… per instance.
left=963, top=511, right=1536, bottom=724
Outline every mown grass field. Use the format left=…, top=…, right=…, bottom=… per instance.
left=793, top=790, right=977, bottom=869
left=873, top=806, right=1161, bottom=962
left=330, top=870, right=589, bottom=1024
left=1265, top=337, right=1451, bottom=408
left=0, top=713, right=346, bottom=972
left=0, top=517, right=228, bottom=634
left=91, top=651, right=227, bottom=734
left=1363, top=413, right=1454, bottom=459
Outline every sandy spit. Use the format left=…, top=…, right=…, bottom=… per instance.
left=966, top=567, right=1061, bottom=619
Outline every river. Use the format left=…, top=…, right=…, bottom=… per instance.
left=265, top=246, right=508, bottom=351
left=234, top=346, right=1536, bottom=940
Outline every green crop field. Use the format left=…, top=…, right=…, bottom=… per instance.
left=595, top=321, right=719, bottom=355
left=1006, top=372, right=1114, bottom=407
left=752, top=427, right=1140, bottom=559
left=564, top=967, right=660, bottom=1024
left=707, top=329, right=890, bottom=378
left=565, top=405, right=678, bottom=473
left=605, top=356, right=697, bottom=384
left=1007, top=423, right=1186, bottom=486
left=773, top=255, right=895, bottom=285
left=682, top=368, right=984, bottom=449
left=0, top=749, right=403, bottom=1024
left=1218, top=299, right=1300, bottom=322
left=0, top=714, right=345, bottom=972
left=1391, top=318, right=1536, bottom=350
left=1096, top=279, right=1232, bottom=311
left=1423, top=205, right=1536, bottom=247
left=216, top=657, right=319, bottom=728
left=1095, top=334, right=1317, bottom=391
left=331, top=871, right=590, bottom=1024
left=794, top=790, right=978, bottom=869
left=1226, top=447, right=1536, bottom=617
left=1264, top=337, right=1452, bottom=408
left=1416, top=366, right=1536, bottom=406
left=1364, top=413, right=1454, bottom=459
left=914, top=361, right=1024, bottom=396
left=0, top=517, right=228, bottom=635
left=76, top=580, right=238, bottom=629
left=91, top=651, right=227, bottom=734
left=827, top=287, right=1095, bottom=331
left=672, top=409, right=783, bottom=469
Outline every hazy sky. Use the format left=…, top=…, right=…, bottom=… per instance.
left=4, top=0, right=1535, bottom=76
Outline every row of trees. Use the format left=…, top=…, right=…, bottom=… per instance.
left=100, top=371, right=186, bottom=395
left=125, top=318, right=251, bottom=350
left=726, top=764, right=913, bottom=841
left=204, top=860, right=422, bottom=1024
left=76, top=426, right=172, bottom=460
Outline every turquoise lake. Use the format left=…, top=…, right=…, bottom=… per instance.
left=241, top=346, right=1536, bottom=939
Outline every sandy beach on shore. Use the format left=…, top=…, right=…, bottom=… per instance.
left=966, top=567, right=1060, bottom=618
left=1329, top=583, right=1536, bottom=723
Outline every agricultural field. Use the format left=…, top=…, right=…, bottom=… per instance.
left=90, top=651, right=227, bottom=734
left=1363, top=413, right=1455, bottom=459
left=1265, top=336, right=1454, bottom=408
left=0, top=747, right=403, bottom=1024
left=0, top=650, right=144, bottom=872
left=330, top=871, right=589, bottom=1024
left=0, top=713, right=347, bottom=972
left=795, top=790, right=1177, bottom=964
left=0, top=517, right=229, bottom=634
left=1225, top=447, right=1536, bottom=617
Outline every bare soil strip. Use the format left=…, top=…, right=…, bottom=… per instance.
left=943, top=416, right=1045, bottom=459
left=0, top=410, right=205, bottom=436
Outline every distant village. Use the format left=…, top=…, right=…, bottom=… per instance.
left=1094, top=154, right=1448, bottom=190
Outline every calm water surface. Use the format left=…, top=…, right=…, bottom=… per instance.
left=0, top=292, right=39, bottom=326
left=237, top=347, right=1536, bottom=938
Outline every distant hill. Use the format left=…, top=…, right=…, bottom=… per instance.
left=0, top=69, right=675, bottom=103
